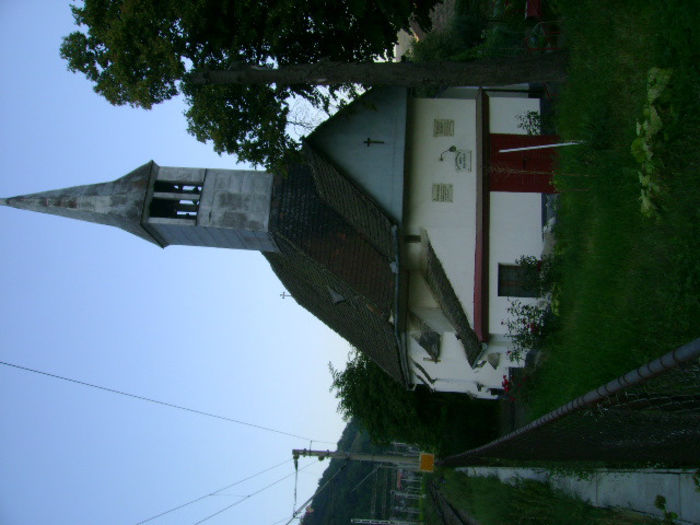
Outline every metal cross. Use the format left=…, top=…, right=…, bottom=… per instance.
left=363, top=137, right=385, bottom=147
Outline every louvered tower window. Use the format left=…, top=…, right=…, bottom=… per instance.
left=149, top=181, right=203, bottom=220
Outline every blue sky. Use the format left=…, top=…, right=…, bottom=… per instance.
left=0, top=2, right=350, bottom=524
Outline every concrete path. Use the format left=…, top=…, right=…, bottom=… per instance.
left=456, top=466, right=700, bottom=524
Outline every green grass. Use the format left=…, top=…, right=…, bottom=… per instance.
left=522, top=0, right=700, bottom=418
left=431, top=469, right=660, bottom=525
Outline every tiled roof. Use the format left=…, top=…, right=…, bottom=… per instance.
left=266, top=160, right=404, bottom=382
left=304, top=147, right=394, bottom=258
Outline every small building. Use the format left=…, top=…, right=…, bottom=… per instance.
left=1, top=86, right=557, bottom=398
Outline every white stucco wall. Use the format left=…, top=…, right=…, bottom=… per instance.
left=407, top=333, right=521, bottom=397
left=486, top=95, right=545, bottom=336
left=404, top=97, right=485, bottom=395
left=489, top=192, right=544, bottom=334
left=489, top=96, right=541, bottom=134
left=405, top=97, right=477, bottom=321
left=403, top=95, right=546, bottom=397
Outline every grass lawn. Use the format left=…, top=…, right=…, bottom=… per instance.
left=523, top=0, right=700, bottom=418
left=425, top=469, right=661, bottom=525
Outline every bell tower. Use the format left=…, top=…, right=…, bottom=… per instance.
left=0, top=161, right=278, bottom=252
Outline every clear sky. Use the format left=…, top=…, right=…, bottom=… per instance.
left=0, top=2, right=351, bottom=524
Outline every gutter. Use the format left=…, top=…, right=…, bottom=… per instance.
left=392, top=223, right=411, bottom=388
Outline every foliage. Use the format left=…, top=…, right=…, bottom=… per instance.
left=630, top=67, right=674, bottom=217
left=500, top=255, right=557, bottom=363
left=654, top=495, right=679, bottom=524
left=517, top=110, right=544, bottom=135
left=330, top=351, right=422, bottom=443
left=514, top=255, right=557, bottom=297
left=329, top=351, right=498, bottom=454
left=452, top=0, right=538, bottom=61
left=60, top=0, right=438, bottom=169
left=504, top=301, right=554, bottom=363
left=408, top=0, right=489, bottom=62
left=462, top=23, right=525, bottom=59
left=407, top=0, right=533, bottom=63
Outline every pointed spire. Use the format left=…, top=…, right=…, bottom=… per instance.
left=1, top=161, right=161, bottom=246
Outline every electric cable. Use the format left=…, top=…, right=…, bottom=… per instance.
left=0, top=359, right=336, bottom=444
left=192, top=462, right=316, bottom=525
left=282, top=461, right=349, bottom=525
left=136, top=459, right=292, bottom=524
left=350, top=465, right=380, bottom=493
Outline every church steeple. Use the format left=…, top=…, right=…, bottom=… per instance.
left=1, top=161, right=278, bottom=252
left=1, top=161, right=158, bottom=245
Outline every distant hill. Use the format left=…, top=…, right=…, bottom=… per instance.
left=300, top=420, right=399, bottom=525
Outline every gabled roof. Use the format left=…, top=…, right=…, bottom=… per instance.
left=266, top=154, right=405, bottom=383
left=307, top=87, right=407, bottom=223
left=265, top=241, right=402, bottom=381
left=305, top=148, right=395, bottom=258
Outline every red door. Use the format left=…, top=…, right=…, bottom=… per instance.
left=489, top=133, right=558, bottom=193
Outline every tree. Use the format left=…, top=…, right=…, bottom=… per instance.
left=330, top=351, right=424, bottom=445
left=61, top=1, right=567, bottom=170
left=190, top=54, right=568, bottom=87
left=60, top=0, right=438, bottom=169
left=329, top=351, right=500, bottom=454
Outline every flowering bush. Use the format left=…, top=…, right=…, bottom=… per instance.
left=500, top=373, right=527, bottom=402
left=501, top=375, right=514, bottom=401
left=513, top=255, right=557, bottom=298
left=501, top=255, right=558, bottom=364
left=503, top=300, right=553, bottom=363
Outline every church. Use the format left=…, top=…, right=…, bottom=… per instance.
left=1, top=86, right=557, bottom=398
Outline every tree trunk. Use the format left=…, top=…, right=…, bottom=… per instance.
left=192, top=52, right=568, bottom=87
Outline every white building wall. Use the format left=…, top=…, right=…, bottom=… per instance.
left=403, top=95, right=547, bottom=397
left=405, top=97, right=477, bottom=321
left=404, top=97, right=482, bottom=394
left=407, top=333, right=521, bottom=397
left=489, top=96, right=541, bottom=134
left=489, top=192, right=544, bottom=334
left=487, top=95, right=545, bottom=336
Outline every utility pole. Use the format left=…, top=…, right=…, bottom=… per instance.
left=292, top=449, right=434, bottom=472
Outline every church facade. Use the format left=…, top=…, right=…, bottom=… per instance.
left=1, top=86, right=557, bottom=398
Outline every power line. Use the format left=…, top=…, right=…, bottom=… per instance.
left=281, top=461, right=349, bottom=525
left=136, top=459, right=292, bottom=524
left=193, top=462, right=316, bottom=525
left=0, top=359, right=336, bottom=444
left=351, top=465, right=381, bottom=493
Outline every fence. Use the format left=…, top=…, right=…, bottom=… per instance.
left=442, top=338, right=700, bottom=466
